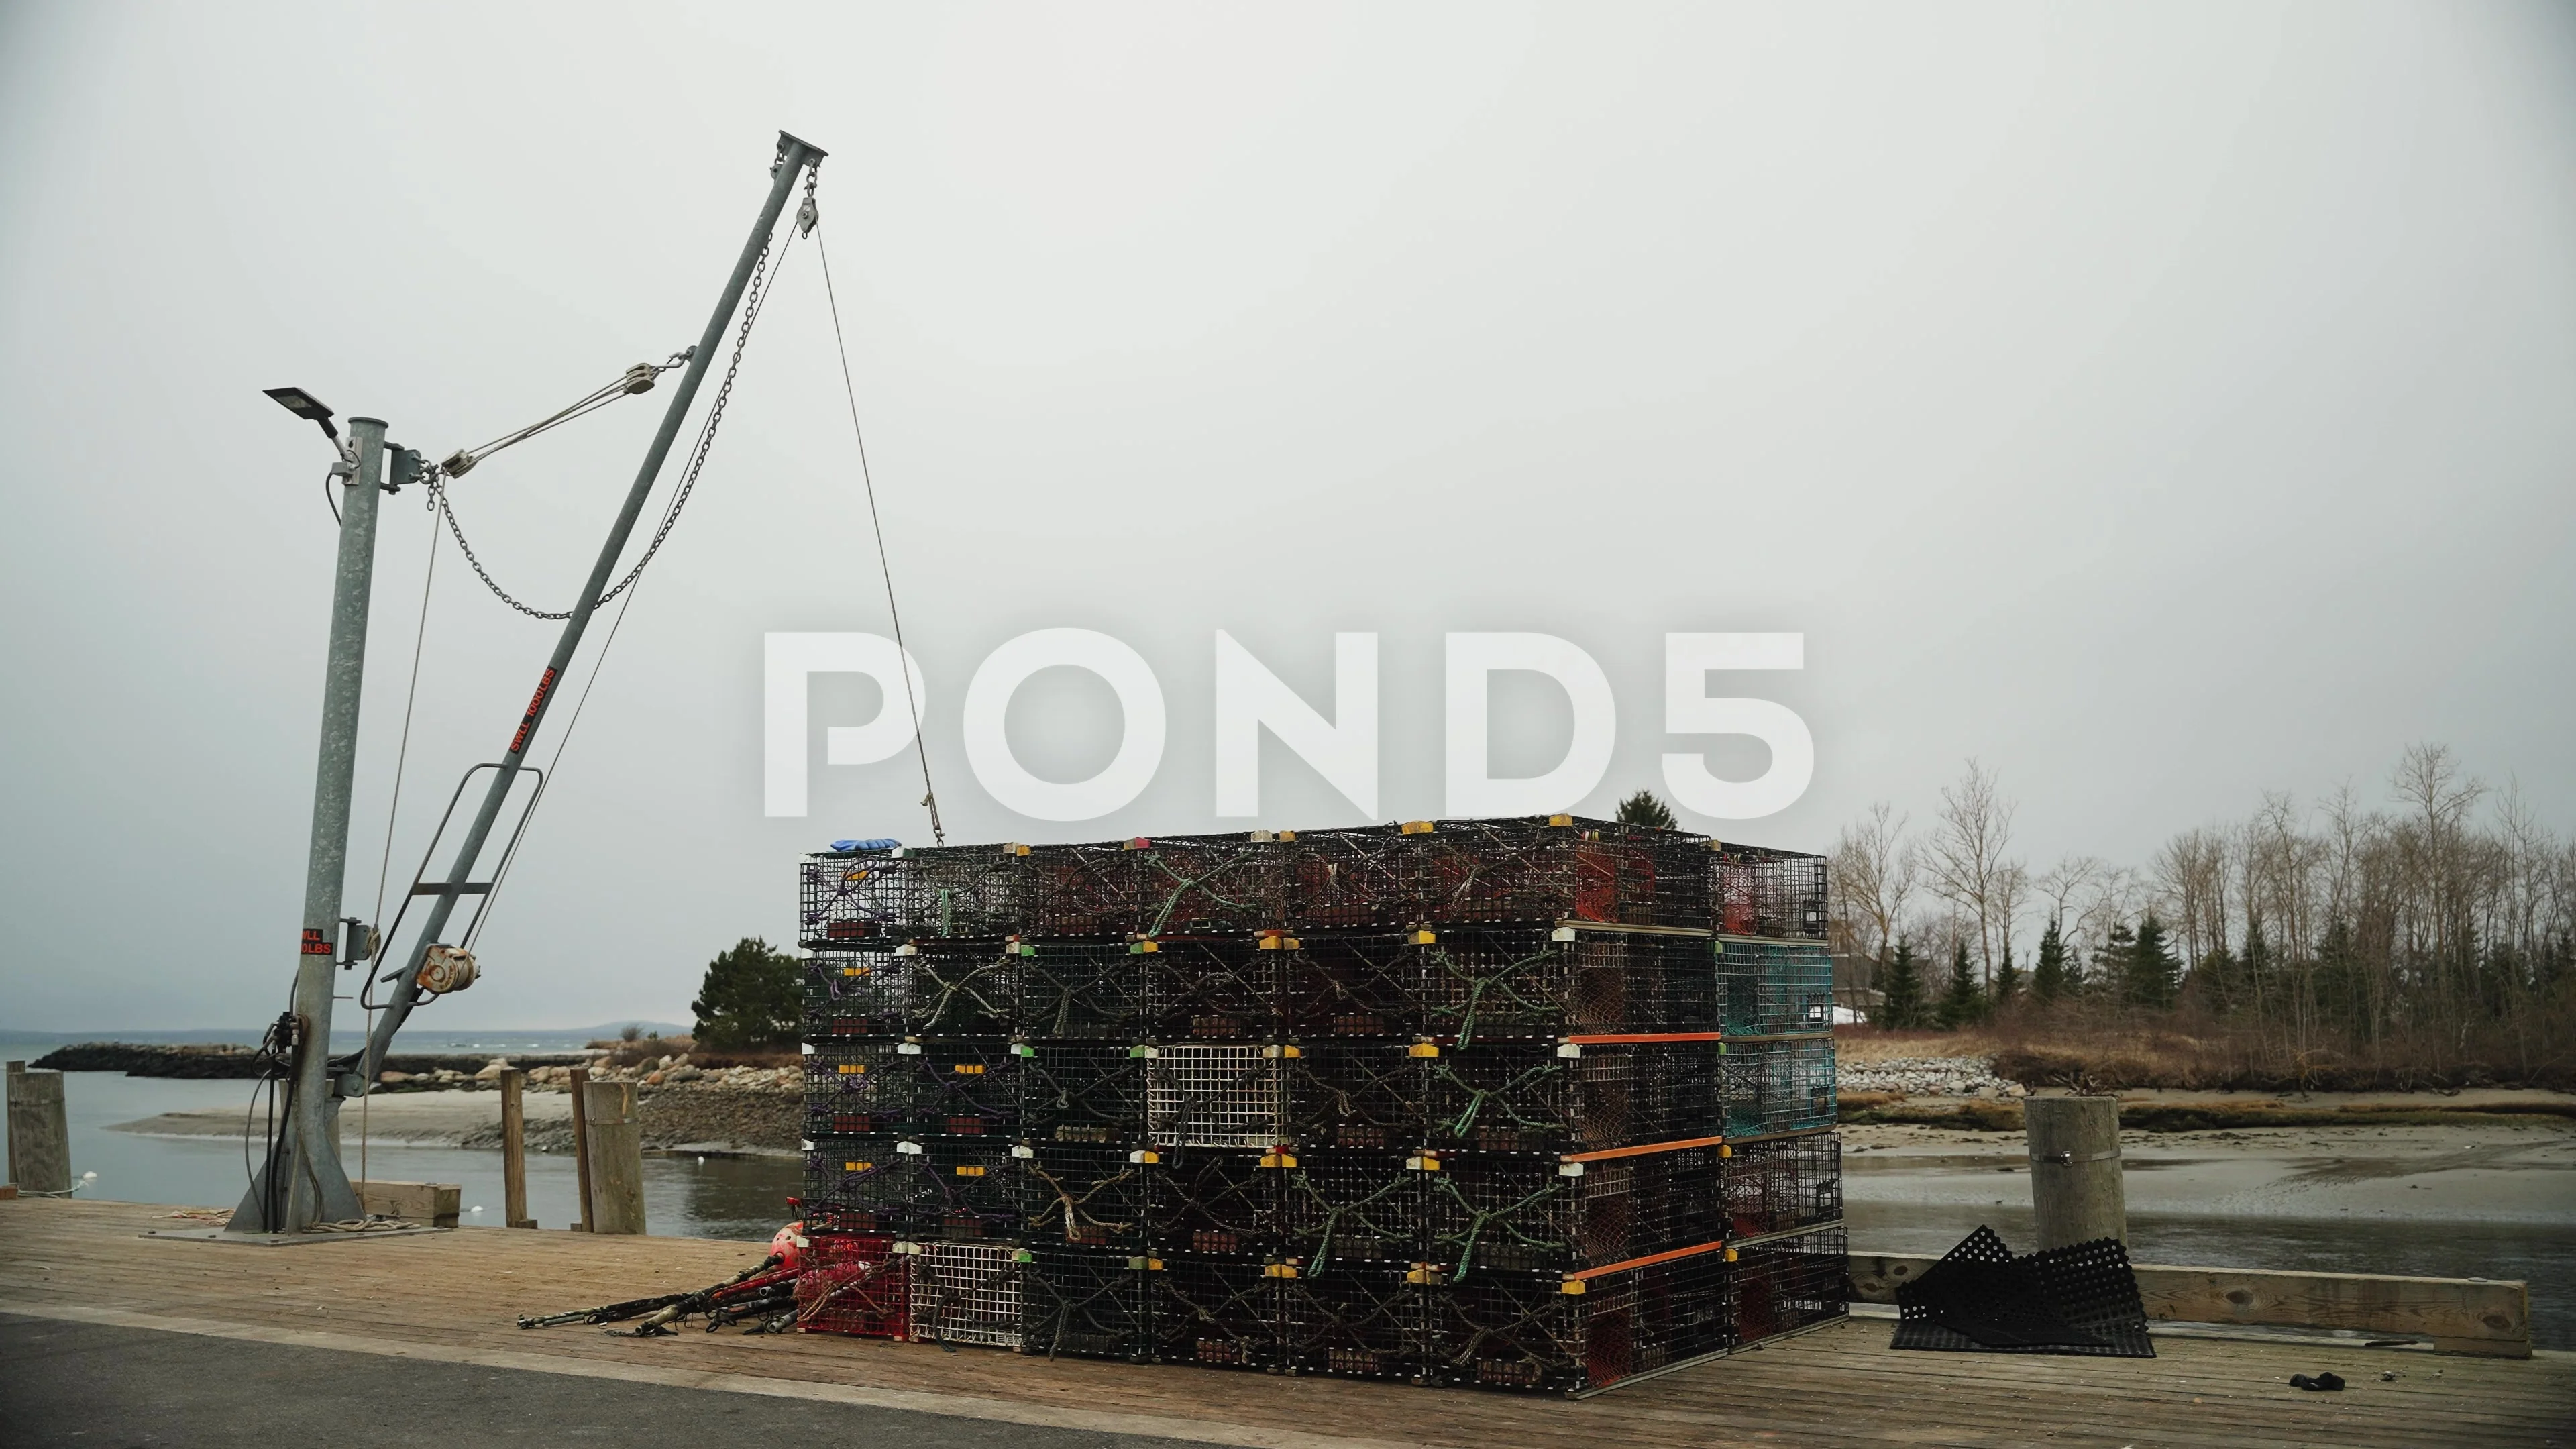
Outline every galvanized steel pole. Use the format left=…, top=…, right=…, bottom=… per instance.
left=357, top=133, right=826, bottom=1086
left=229, top=417, right=386, bottom=1231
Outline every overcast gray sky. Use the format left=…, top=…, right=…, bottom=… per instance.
left=3, top=2, right=2570, bottom=1032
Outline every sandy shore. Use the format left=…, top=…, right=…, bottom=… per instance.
left=107, top=1090, right=572, bottom=1145
left=1845, top=1113, right=2576, bottom=1223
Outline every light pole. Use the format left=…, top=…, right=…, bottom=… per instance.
left=229, top=390, right=385, bottom=1232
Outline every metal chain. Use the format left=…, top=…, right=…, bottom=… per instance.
left=429, top=233, right=788, bottom=621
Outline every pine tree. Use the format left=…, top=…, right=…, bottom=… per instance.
left=2196, top=941, right=2241, bottom=1014
left=1615, top=790, right=1677, bottom=829
left=2123, top=914, right=2180, bottom=1010
left=2032, top=918, right=2070, bottom=1003
left=691, top=936, right=804, bottom=1051
left=1938, top=941, right=1983, bottom=1029
left=1876, top=938, right=1927, bottom=1030
left=1992, top=938, right=2023, bottom=1008
left=2243, top=912, right=2274, bottom=1014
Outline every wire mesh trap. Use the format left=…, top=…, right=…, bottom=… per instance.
left=1140, top=935, right=1280, bottom=1038
left=1020, top=1246, right=1154, bottom=1360
left=904, top=939, right=1018, bottom=1036
left=1146, top=1044, right=1289, bottom=1148
left=795, top=1232, right=908, bottom=1338
left=1721, top=1131, right=1842, bottom=1240
left=803, top=951, right=907, bottom=1038
left=1423, top=1040, right=1724, bottom=1155
left=1729, top=1226, right=1849, bottom=1348
left=1283, top=1152, right=1424, bottom=1269
left=1285, top=1041, right=1426, bottom=1150
left=1721, top=1036, right=1837, bottom=1140
left=1016, top=1042, right=1148, bottom=1144
left=1148, top=1148, right=1286, bottom=1257
left=1418, top=928, right=1714, bottom=1042
left=908, top=1240, right=1026, bottom=1349
left=1710, top=845, right=1829, bottom=941
left=1012, top=938, right=1150, bottom=1040
left=1280, top=931, right=1423, bottom=1037
left=1018, top=1142, right=1151, bottom=1250
left=1424, top=1146, right=1726, bottom=1279
left=1424, top=1248, right=1733, bottom=1396
left=1279, top=1267, right=1425, bottom=1380
left=1152, top=1254, right=1288, bottom=1371
left=802, top=1134, right=1020, bottom=1241
left=1713, top=937, right=1835, bottom=1036
left=1407, top=818, right=1713, bottom=930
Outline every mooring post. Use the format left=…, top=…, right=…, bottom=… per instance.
left=2027, top=1095, right=2125, bottom=1248
left=580, top=1079, right=647, bottom=1236
left=6, top=1062, right=72, bottom=1196
left=568, top=1065, right=594, bottom=1232
left=500, top=1069, right=533, bottom=1229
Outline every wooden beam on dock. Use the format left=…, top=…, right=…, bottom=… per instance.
left=1850, top=1252, right=2532, bottom=1358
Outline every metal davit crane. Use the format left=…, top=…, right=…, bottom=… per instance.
left=231, top=131, right=829, bottom=1234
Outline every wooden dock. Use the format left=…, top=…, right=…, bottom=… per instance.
left=2, top=1199, right=2567, bottom=1448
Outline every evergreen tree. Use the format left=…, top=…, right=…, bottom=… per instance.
left=1876, top=937, right=1927, bottom=1030
left=1614, top=790, right=1677, bottom=829
left=691, top=936, right=804, bottom=1051
left=1992, top=939, right=2023, bottom=1008
left=2243, top=912, right=2274, bottom=1014
left=2196, top=941, right=2241, bottom=1014
left=1938, top=941, right=1983, bottom=1029
left=2031, top=918, right=2070, bottom=1003
left=2123, top=914, right=2180, bottom=1009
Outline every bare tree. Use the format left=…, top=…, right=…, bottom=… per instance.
left=1922, top=759, right=2017, bottom=985
left=1830, top=801, right=1914, bottom=973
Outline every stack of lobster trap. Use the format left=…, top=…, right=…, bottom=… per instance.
left=794, top=816, right=1847, bottom=1395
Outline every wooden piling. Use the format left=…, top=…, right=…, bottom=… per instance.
left=579, top=1078, right=647, bottom=1236
left=568, top=1065, right=594, bottom=1232
left=2026, top=1094, right=2125, bottom=1248
left=5, top=1062, right=72, bottom=1195
left=499, top=1069, right=534, bottom=1229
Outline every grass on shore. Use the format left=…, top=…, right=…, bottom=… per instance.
left=1837, top=1096, right=2576, bottom=1133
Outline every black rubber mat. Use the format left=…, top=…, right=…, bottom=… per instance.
left=1892, top=1226, right=2151, bottom=1358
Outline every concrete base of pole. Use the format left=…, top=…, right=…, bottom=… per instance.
left=2026, top=1095, right=2125, bottom=1249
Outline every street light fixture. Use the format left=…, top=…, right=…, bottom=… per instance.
left=264, top=385, right=341, bottom=441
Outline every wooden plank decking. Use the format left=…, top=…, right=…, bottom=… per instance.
left=2, top=1199, right=2568, bottom=1448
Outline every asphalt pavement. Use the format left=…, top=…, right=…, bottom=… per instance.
left=0, top=1315, right=1216, bottom=1448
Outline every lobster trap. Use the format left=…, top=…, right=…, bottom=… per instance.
left=1016, top=1042, right=1146, bottom=1144
left=1405, top=818, right=1711, bottom=930
left=1421, top=1040, right=1724, bottom=1155
left=1422, top=1144, right=1725, bottom=1279
left=1148, top=1148, right=1286, bottom=1256
left=1729, top=1225, right=1848, bottom=1346
left=1417, top=926, right=1715, bottom=1042
left=1714, top=937, right=1836, bottom=1036
left=794, top=1232, right=907, bottom=1338
left=803, top=951, right=907, bottom=1038
left=904, top=939, right=1018, bottom=1036
left=1279, top=1267, right=1424, bottom=1380
left=1022, top=844, right=1135, bottom=936
left=802, top=1134, right=1021, bottom=1240
left=804, top=1043, right=912, bottom=1137
left=1152, top=1254, right=1287, bottom=1371
left=1280, top=931, right=1422, bottom=1036
left=1128, top=833, right=1290, bottom=935
left=1018, top=1142, right=1152, bottom=1250
left=1711, top=845, right=1829, bottom=941
left=1286, top=1041, right=1426, bottom=1150
left=1146, top=1044, right=1290, bottom=1148
left=1281, top=1152, right=1423, bottom=1269
left=1425, top=1248, right=1734, bottom=1396
left=908, top=1040, right=1020, bottom=1137
left=1722, top=1131, right=1842, bottom=1241
left=804, top=845, right=1025, bottom=943
left=1020, top=1246, right=1154, bottom=1360
left=1140, top=936, right=1279, bottom=1038
left=800, top=849, right=906, bottom=947
left=908, top=1240, right=1026, bottom=1348
left=1721, top=1036, right=1838, bottom=1140
left=1284, top=826, right=1412, bottom=930
left=1012, top=938, right=1149, bottom=1040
